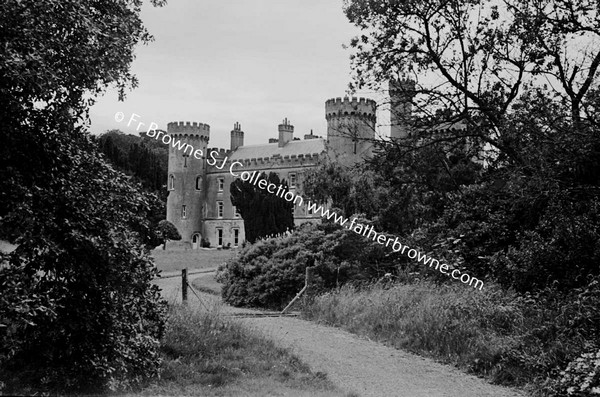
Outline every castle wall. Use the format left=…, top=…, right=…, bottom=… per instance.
left=165, top=95, right=378, bottom=249
left=200, top=148, right=324, bottom=247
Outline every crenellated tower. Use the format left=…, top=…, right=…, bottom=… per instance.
left=390, top=79, right=416, bottom=139
left=166, top=121, right=210, bottom=247
left=325, top=97, right=376, bottom=165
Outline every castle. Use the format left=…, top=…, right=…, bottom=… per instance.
left=166, top=85, right=414, bottom=248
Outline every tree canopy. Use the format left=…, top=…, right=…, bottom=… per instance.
left=230, top=173, right=295, bottom=244
left=0, top=0, right=168, bottom=393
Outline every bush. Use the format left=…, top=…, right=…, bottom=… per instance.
left=219, top=220, right=398, bottom=310
left=552, top=350, right=600, bottom=396
left=0, top=134, right=166, bottom=394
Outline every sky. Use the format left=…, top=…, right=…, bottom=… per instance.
left=89, top=0, right=386, bottom=149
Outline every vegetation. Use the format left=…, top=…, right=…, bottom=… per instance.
left=157, top=220, right=182, bottom=250
left=218, top=220, right=402, bottom=310
left=222, top=1, right=600, bottom=395
left=230, top=172, right=295, bottom=244
left=138, top=303, right=343, bottom=397
left=304, top=279, right=600, bottom=396
left=96, top=129, right=169, bottom=197
left=0, top=0, right=168, bottom=393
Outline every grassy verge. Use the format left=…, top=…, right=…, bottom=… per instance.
left=303, top=280, right=600, bottom=396
left=191, top=272, right=222, bottom=295
left=152, top=248, right=236, bottom=273
left=133, top=303, right=344, bottom=396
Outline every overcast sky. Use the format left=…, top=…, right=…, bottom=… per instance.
left=89, top=0, right=386, bottom=149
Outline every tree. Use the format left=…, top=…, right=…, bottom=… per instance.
left=230, top=172, right=295, bottom=244
left=157, top=220, right=181, bottom=250
left=343, top=0, right=600, bottom=164
left=0, top=0, right=167, bottom=393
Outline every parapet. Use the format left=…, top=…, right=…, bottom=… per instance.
left=167, top=121, right=210, bottom=137
left=325, top=97, right=377, bottom=121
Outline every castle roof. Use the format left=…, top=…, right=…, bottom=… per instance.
left=229, top=138, right=326, bottom=160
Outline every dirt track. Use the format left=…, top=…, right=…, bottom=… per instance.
left=154, top=273, right=526, bottom=397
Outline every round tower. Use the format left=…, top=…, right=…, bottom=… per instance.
left=390, top=79, right=416, bottom=139
left=166, top=121, right=210, bottom=247
left=325, top=97, right=376, bottom=164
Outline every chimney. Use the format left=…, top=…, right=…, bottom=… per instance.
left=230, top=122, right=244, bottom=151
left=278, top=118, right=294, bottom=147
left=304, top=129, right=317, bottom=140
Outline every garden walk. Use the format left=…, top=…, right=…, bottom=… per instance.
left=154, top=272, right=525, bottom=397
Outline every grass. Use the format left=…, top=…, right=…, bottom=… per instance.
left=133, top=302, right=345, bottom=396
left=303, top=280, right=600, bottom=396
left=191, top=272, right=222, bottom=295
left=152, top=248, right=236, bottom=274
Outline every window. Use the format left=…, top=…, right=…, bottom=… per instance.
left=195, top=176, right=202, bottom=190
left=181, top=205, right=187, bottom=219
left=216, top=229, right=223, bottom=247
left=168, top=174, right=175, bottom=190
left=218, top=177, right=224, bottom=192
left=217, top=201, right=224, bottom=218
left=289, top=172, right=297, bottom=189
left=234, top=206, right=241, bottom=218
left=183, top=153, right=189, bottom=168
left=233, top=229, right=239, bottom=247
left=307, top=205, right=314, bottom=215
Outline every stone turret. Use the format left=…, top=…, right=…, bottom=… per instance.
left=390, top=79, right=416, bottom=139
left=325, top=96, right=376, bottom=164
left=166, top=121, right=210, bottom=247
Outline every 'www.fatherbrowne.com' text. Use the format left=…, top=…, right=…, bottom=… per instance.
left=115, top=111, right=483, bottom=290
left=230, top=170, right=484, bottom=291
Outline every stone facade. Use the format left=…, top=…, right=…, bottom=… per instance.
left=166, top=96, right=379, bottom=248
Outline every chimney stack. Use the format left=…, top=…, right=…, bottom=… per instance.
left=230, top=122, right=244, bottom=151
left=278, top=118, right=294, bottom=147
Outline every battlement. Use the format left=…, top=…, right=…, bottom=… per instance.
left=207, top=147, right=230, bottom=156
left=325, top=97, right=376, bottom=121
left=167, top=121, right=210, bottom=135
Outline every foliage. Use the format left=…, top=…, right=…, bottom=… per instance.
left=0, top=134, right=167, bottom=394
left=304, top=277, right=600, bottom=395
left=552, top=350, right=600, bottom=396
left=219, top=221, right=397, bottom=310
left=230, top=172, right=295, bottom=244
left=157, top=219, right=182, bottom=250
left=96, top=129, right=168, bottom=196
left=0, top=0, right=167, bottom=393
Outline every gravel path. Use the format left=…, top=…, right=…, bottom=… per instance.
left=154, top=274, right=527, bottom=397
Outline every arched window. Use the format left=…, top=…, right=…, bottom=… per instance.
left=168, top=174, right=175, bottom=190
left=195, top=175, right=202, bottom=190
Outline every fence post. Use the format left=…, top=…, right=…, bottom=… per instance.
left=305, top=265, right=315, bottom=297
left=182, top=268, right=188, bottom=304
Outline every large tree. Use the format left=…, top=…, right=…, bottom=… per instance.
left=230, top=172, right=295, bottom=244
left=0, top=0, right=167, bottom=393
left=344, top=0, right=600, bottom=164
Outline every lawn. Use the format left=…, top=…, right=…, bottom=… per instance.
left=152, top=248, right=237, bottom=274
left=191, top=272, right=222, bottom=295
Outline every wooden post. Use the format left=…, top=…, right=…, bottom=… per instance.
left=305, top=266, right=314, bottom=296
left=182, top=268, right=188, bottom=303
left=281, top=264, right=316, bottom=314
